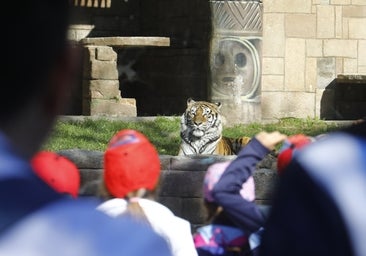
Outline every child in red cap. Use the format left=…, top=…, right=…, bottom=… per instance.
left=31, top=151, right=80, bottom=198
left=97, top=129, right=198, bottom=256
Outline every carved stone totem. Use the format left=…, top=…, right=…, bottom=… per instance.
left=209, top=0, right=263, bottom=124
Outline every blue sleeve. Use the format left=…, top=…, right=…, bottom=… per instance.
left=211, top=138, right=269, bottom=233
left=0, top=197, right=173, bottom=256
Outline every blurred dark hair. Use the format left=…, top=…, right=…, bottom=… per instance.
left=1, top=1, right=70, bottom=120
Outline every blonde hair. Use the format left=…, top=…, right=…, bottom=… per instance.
left=204, top=200, right=223, bottom=223
left=97, top=179, right=157, bottom=226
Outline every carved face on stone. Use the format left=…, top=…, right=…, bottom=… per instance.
left=211, top=38, right=260, bottom=100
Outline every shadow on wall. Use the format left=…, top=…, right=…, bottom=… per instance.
left=118, top=1, right=212, bottom=116
left=67, top=0, right=212, bottom=117
left=321, top=78, right=366, bottom=120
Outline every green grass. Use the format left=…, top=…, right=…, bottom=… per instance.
left=44, top=116, right=182, bottom=155
left=43, top=116, right=347, bottom=155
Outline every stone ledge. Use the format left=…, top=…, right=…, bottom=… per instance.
left=80, top=36, right=170, bottom=48
left=57, top=115, right=355, bottom=126
left=337, top=74, right=366, bottom=83
left=87, top=98, right=137, bottom=117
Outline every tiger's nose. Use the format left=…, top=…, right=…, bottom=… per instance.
left=194, top=121, right=202, bottom=126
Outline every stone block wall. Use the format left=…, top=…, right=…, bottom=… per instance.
left=262, top=0, right=366, bottom=121
left=59, top=149, right=279, bottom=228
left=68, top=0, right=366, bottom=121
left=82, top=45, right=137, bottom=116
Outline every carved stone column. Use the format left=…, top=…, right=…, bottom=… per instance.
left=209, top=0, right=263, bottom=124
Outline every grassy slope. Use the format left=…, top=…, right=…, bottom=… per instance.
left=43, top=116, right=346, bottom=155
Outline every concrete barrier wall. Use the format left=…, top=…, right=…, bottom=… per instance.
left=59, top=149, right=279, bottom=227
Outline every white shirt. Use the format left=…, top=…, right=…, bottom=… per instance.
left=97, top=198, right=198, bottom=256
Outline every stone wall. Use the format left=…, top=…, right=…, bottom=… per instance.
left=59, top=149, right=279, bottom=228
left=262, top=0, right=366, bottom=121
left=68, top=0, right=366, bottom=121
left=82, top=45, right=137, bottom=116
left=80, top=37, right=170, bottom=116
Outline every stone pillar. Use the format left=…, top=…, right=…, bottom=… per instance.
left=82, top=45, right=137, bottom=116
left=209, top=0, right=263, bottom=125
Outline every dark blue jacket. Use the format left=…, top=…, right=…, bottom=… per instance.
left=212, top=138, right=269, bottom=233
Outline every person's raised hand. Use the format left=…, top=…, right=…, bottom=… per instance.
left=255, top=131, right=288, bottom=151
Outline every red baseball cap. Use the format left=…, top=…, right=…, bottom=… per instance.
left=104, top=129, right=161, bottom=198
left=277, top=134, right=314, bottom=175
left=31, top=151, right=80, bottom=198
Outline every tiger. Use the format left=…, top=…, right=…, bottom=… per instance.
left=178, top=98, right=251, bottom=156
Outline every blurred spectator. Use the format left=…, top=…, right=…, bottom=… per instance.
left=31, top=151, right=80, bottom=198
left=194, top=131, right=287, bottom=255
left=97, top=129, right=198, bottom=256
left=260, top=124, right=366, bottom=256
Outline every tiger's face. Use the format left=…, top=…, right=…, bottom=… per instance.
left=179, top=98, right=250, bottom=156
left=182, top=98, right=222, bottom=138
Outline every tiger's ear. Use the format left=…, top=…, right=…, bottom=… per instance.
left=187, top=98, right=195, bottom=106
